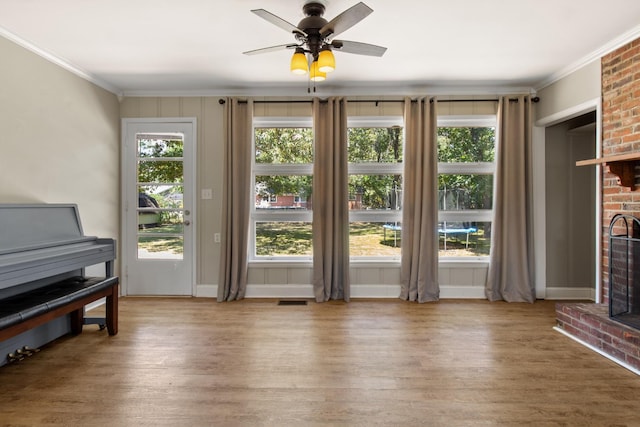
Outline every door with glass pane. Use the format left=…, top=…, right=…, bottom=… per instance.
left=122, top=119, right=195, bottom=295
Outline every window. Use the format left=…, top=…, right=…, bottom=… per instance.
left=348, top=117, right=404, bottom=259
left=437, top=116, right=496, bottom=258
left=251, top=118, right=313, bottom=259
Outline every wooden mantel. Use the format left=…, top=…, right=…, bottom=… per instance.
left=576, top=152, right=640, bottom=190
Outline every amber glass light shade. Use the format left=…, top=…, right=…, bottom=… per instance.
left=318, top=49, right=335, bottom=73
left=290, top=49, right=308, bottom=75
left=310, top=60, right=326, bottom=82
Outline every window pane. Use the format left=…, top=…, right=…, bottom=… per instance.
left=138, top=214, right=184, bottom=234
left=138, top=160, right=183, bottom=184
left=439, top=221, right=491, bottom=257
left=349, top=175, right=402, bottom=210
left=348, top=127, right=403, bottom=163
left=439, top=175, right=493, bottom=210
left=137, top=136, right=184, bottom=158
left=138, top=185, right=183, bottom=209
left=138, top=236, right=183, bottom=259
left=255, top=128, right=313, bottom=164
left=255, top=176, right=312, bottom=210
left=438, top=127, right=495, bottom=163
left=255, top=222, right=312, bottom=256
left=350, top=222, right=402, bottom=257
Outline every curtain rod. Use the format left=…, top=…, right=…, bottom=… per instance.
left=219, top=97, right=539, bottom=105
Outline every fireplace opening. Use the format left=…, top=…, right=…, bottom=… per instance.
left=609, top=214, right=640, bottom=330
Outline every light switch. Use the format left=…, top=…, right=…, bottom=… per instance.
left=201, top=188, right=213, bottom=199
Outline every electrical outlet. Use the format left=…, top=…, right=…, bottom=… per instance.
left=214, top=233, right=221, bottom=243
left=202, top=188, right=213, bottom=199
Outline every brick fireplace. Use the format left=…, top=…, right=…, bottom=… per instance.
left=555, top=37, right=640, bottom=372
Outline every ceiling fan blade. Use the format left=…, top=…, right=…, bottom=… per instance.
left=320, top=2, right=373, bottom=38
left=331, top=40, right=387, bottom=57
left=243, top=44, right=298, bottom=55
left=251, top=9, right=307, bottom=37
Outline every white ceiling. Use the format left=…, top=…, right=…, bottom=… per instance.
left=1, top=0, right=639, bottom=96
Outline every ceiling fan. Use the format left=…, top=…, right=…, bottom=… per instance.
left=243, top=1, right=387, bottom=82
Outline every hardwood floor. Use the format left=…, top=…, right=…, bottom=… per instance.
left=0, top=298, right=638, bottom=426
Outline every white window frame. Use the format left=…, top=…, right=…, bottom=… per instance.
left=437, top=115, right=496, bottom=260
left=251, top=117, right=313, bottom=261
left=348, top=116, right=404, bottom=261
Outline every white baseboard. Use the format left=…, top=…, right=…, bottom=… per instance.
left=545, top=287, right=595, bottom=300
left=85, top=298, right=105, bottom=311
left=197, top=283, right=489, bottom=299
left=246, top=284, right=314, bottom=298
left=195, top=284, right=217, bottom=298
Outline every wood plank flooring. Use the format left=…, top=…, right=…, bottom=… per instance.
left=1, top=298, right=639, bottom=426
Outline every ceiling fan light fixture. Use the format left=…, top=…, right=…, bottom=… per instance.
left=310, top=60, right=326, bottom=82
left=318, top=47, right=335, bottom=73
left=290, top=48, right=309, bottom=75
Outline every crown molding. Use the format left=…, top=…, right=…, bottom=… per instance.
left=0, top=26, right=122, bottom=96
left=535, top=23, right=640, bottom=91
left=121, top=84, right=536, bottom=98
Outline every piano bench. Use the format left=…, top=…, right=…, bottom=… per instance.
left=0, top=276, right=119, bottom=342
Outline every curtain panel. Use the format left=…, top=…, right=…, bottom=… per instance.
left=312, top=97, right=350, bottom=302
left=218, top=98, right=253, bottom=302
left=486, top=95, right=535, bottom=303
left=400, top=97, right=440, bottom=302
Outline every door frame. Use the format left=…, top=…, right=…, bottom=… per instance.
left=534, top=98, right=602, bottom=301
left=120, top=117, right=197, bottom=296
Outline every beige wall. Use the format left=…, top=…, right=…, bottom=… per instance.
left=120, top=97, right=224, bottom=287
left=120, top=96, right=494, bottom=297
left=0, top=37, right=120, bottom=244
left=535, top=60, right=601, bottom=122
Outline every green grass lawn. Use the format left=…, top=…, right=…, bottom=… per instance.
left=256, top=222, right=490, bottom=257
left=138, top=223, right=184, bottom=254
left=138, top=221, right=490, bottom=257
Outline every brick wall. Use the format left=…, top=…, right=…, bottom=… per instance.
left=601, top=37, right=640, bottom=303
left=555, top=38, right=640, bottom=373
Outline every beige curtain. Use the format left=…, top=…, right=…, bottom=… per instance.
left=400, top=97, right=439, bottom=302
left=486, top=95, right=535, bottom=303
left=312, top=97, right=350, bottom=302
left=218, top=98, right=253, bottom=301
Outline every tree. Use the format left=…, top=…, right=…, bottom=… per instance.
left=138, top=138, right=184, bottom=187
left=347, top=127, right=403, bottom=209
left=254, top=128, right=314, bottom=202
left=437, top=127, right=495, bottom=210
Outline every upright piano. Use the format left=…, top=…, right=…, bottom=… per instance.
left=0, top=204, right=117, bottom=365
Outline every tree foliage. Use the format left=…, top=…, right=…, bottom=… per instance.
left=348, top=127, right=402, bottom=209
left=138, top=138, right=184, bottom=186
left=255, top=128, right=314, bottom=199
left=437, top=127, right=495, bottom=210
left=252, top=125, right=494, bottom=211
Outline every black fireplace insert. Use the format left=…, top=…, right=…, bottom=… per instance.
left=609, top=214, right=640, bottom=330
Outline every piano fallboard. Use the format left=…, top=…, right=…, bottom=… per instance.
left=0, top=239, right=115, bottom=290
left=0, top=204, right=116, bottom=292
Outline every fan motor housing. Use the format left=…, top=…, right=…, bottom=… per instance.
left=302, top=2, right=326, bottom=17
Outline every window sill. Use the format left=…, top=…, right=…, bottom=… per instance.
left=248, top=258, right=489, bottom=268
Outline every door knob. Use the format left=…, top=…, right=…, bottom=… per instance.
left=184, top=210, right=191, bottom=216
left=184, top=220, right=191, bottom=226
